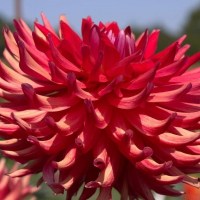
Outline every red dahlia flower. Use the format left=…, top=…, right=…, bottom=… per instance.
left=0, top=158, right=38, bottom=200
left=0, top=13, right=200, bottom=200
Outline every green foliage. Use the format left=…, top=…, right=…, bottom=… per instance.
left=0, top=16, right=15, bottom=56
left=182, top=7, right=200, bottom=56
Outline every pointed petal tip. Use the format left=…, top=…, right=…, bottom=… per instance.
left=27, top=135, right=38, bottom=145
left=75, top=138, right=84, bottom=148
left=93, top=158, right=105, bottom=170
left=144, top=147, right=153, bottom=158
left=85, top=181, right=101, bottom=188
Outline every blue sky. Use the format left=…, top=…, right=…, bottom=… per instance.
left=0, top=0, right=200, bottom=35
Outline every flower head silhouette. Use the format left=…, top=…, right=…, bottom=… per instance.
left=0, top=13, right=200, bottom=199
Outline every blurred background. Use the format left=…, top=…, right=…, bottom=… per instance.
left=1, top=0, right=200, bottom=199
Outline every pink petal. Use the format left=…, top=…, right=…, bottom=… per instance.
left=144, top=29, right=160, bottom=59
left=1, top=145, right=45, bottom=164
left=41, top=12, right=58, bottom=37
left=75, top=122, right=101, bottom=154
left=34, top=22, right=60, bottom=46
left=127, top=164, right=155, bottom=200
left=13, top=19, right=34, bottom=46
left=152, top=35, right=186, bottom=60
left=3, top=49, right=24, bottom=75
left=136, top=158, right=172, bottom=176
left=52, top=144, right=77, bottom=170
left=47, top=34, right=81, bottom=73
left=8, top=156, right=48, bottom=178
left=3, top=28, right=19, bottom=58
left=152, top=174, right=183, bottom=185
left=122, top=63, right=158, bottom=90
left=79, top=167, right=99, bottom=200
left=60, top=152, right=93, bottom=190
left=96, top=187, right=112, bottom=200
left=154, top=56, right=188, bottom=83
left=107, top=82, right=154, bottom=109
left=11, top=112, right=53, bottom=137
left=128, top=59, right=155, bottom=76
left=86, top=142, right=123, bottom=188
left=27, top=133, right=75, bottom=154
left=135, top=29, right=148, bottom=61
left=43, top=155, right=64, bottom=194
left=89, top=24, right=101, bottom=60
left=124, top=109, right=176, bottom=136
left=46, top=103, right=85, bottom=135
left=106, top=50, right=143, bottom=78
left=0, top=138, right=30, bottom=151
left=167, top=166, right=200, bottom=188
left=85, top=98, right=113, bottom=129
left=22, top=83, right=81, bottom=111
left=93, top=133, right=109, bottom=170
left=148, top=83, right=192, bottom=103
left=155, top=130, right=199, bottom=148
left=18, top=41, right=51, bottom=81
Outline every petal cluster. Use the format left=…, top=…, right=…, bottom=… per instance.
left=1, top=13, right=200, bottom=199
left=0, top=158, right=38, bottom=200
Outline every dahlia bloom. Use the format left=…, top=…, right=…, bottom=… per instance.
left=0, top=158, right=38, bottom=200
left=1, top=13, right=200, bottom=199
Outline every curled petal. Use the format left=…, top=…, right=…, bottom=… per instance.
left=46, top=103, right=85, bottom=135
left=107, top=82, right=154, bottom=109
left=11, top=112, right=52, bottom=137
left=106, top=50, right=143, bottom=78
left=122, top=63, right=158, bottom=90
left=67, top=72, right=98, bottom=100
left=86, top=142, right=123, bottom=188
left=167, top=166, right=200, bottom=188
left=1, top=145, right=45, bottom=164
left=108, top=110, right=152, bottom=161
left=21, top=83, right=81, bottom=111
left=152, top=174, right=183, bottom=185
left=0, top=60, right=60, bottom=93
left=155, top=131, right=199, bottom=148
left=79, top=167, right=99, bottom=200
left=98, top=75, right=123, bottom=97
left=75, top=123, right=101, bottom=154
left=8, top=156, right=49, bottom=178
left=125, top=109, right=176, bottom=136
left=97, top=187, right=112, bottom=200
left=0, top=138, right=30, bottom=151
left=85, top=98, right=113, bottom=129
left=1, top=109, right=47, bottom=123
left=43, top=155, right=64, bottom=195
left=93, top=133, right=109, bottom=170
left=136, top=158, right=173, bottom=176
left=148, top=83, right=192, bottom=103
left=148, top=179, right=185, bottom=197
left=27, top=134, right=75, bottom=154
left=154, top=145, right=200, bottom=167
left=60, top=152, right=93, bottom=190
left=52, top=144, right=77, bottom=170
left=0, top=122, right=27, bottom=138
left=127, top=164, right=155, bottom=200
left=18, top=41, right=52, bottom=81
left=154, top=56, right=188, bottom=83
